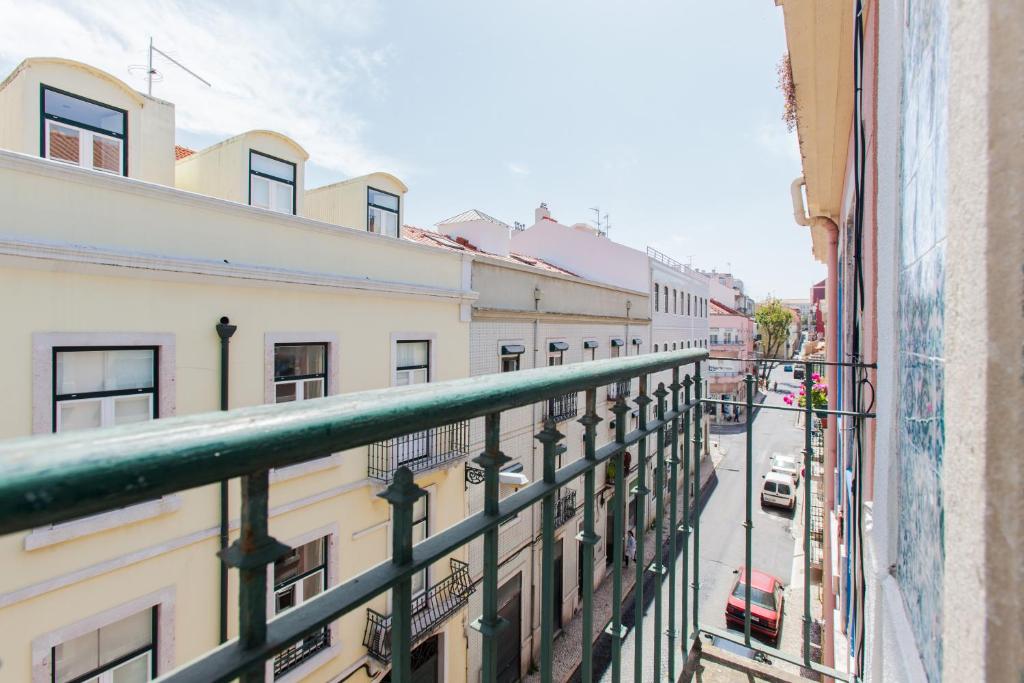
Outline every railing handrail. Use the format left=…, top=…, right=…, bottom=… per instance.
left=0, top=348, right=707, bottom=537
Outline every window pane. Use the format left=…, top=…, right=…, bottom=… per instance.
left=276, top=585, right=297, bottom=613
left=368, top=188, right=399, bottom=211
left=57, top=351, right=104, bottom=394
left=381, top=211, right=398, bottom=237
left=54, top=629, right=100, bottom=683
left=302, top=571, right=324, bottom=600
left=48, top=122, right=81, bottom=164
left=368, top=206, right=379, bottom=233
left=99, top=609, right=152, bottom=666
left=275, top=538, right=325, bottom=585
left=396, top=341, right=428, bottom=369
left=111, top=652, right=151, bottom=683
left=44, top=89, right=124, bottom=135
left=273, top=180, right=293, bottom=214
left=92, top=135, right=121, bottom=174
left=250, top=152, right=294, bottom=182
left=303, top=378, right=323, bottom=400
left=114, top=395, right=152, bottom=425
left=274, top=345, right=325, bottom=378
left=275, top=383, right=297, bottom=403
left=105, top=350, right=155, bottom=391
left=59, top=400, right=103, bottom=432
left=251, top=175, right=270, bottom=209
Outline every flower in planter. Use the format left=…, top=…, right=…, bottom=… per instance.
left=785, top=381, right=827, bottom=410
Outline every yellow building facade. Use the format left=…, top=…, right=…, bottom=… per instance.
left=0, top=58, right=473, bottom=683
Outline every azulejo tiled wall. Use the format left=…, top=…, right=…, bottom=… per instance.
left=896, top=1, right=948, bottom=680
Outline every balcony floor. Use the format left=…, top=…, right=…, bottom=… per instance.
left=682, top=643, right=809, bottom=683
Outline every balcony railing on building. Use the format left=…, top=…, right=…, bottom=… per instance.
left=554, top=489, right=577, bottom=529
left=0, top=351, right=875, bottom=683
left=273, top=626, right=329, bottom=678
left=363, top=559, right=474, bottom=663
left=607, top=378, right=631, bottom=401
left=368, top=420, right=471, bottom=482
left=542, top=391, right=578, bottom=423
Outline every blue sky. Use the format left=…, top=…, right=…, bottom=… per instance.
left=1, top=0, right=825, bottom=299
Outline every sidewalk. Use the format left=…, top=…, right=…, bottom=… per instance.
left=524, top=447, right=723, bottom=683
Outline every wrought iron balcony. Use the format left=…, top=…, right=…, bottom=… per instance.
left=542, top=391, right=578, bottom=423
left=607, top=378, right=631, bottom=401
left=554, top=488, right=577, bottom=529
left=0, top=351, right=874, bottom=683
left=363, top=559, right=474, bottom=663
left=368, top=420, right=471, bottom=482
left=273, top=626, right=329, bottom=678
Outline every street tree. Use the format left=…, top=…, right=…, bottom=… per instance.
left=754, top=299, right=794, bottom=385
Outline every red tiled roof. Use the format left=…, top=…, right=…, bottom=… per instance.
left=174, top=145, right=195, bottom=161
left=401, top=225, right=577, bottom=277
left=710, top=298, right=744, bottom=316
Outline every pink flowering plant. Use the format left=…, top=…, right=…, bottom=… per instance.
left=783, top=372, right=828, bottom=412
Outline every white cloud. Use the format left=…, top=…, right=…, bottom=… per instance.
left=506, top=162, right=529, bottom=175
left=0, top=0, right=405, bottom=177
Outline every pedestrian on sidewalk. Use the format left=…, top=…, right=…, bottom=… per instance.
left=625, top=530, right=637, bottom=566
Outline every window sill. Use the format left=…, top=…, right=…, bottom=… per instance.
left=24, top=495, right=182, bottom=551
left=270, top=454, right=343, bottom=484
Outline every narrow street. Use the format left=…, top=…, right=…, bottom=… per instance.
left=593, top=365, right=811, bottom=682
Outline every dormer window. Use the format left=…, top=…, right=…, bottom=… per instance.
left=41, top=86, right=126, bottom=175
left=249, top=151, right=296, bottom=215
left=367, top=187, right=400, bottom=237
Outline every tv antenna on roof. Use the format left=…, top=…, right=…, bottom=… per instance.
left=589, top=207, right=610, bottom=236
left=129, top=37, right=211, bottom=96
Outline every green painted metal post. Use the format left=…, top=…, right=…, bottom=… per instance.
left=472, top=413, right=511, bottom=682
left=680, top=376, right=692, bottom=653
left=652, top=383, right=668, bottom=682
left=667, top=369, right=682, bottom=682
left=634, top=375, right=652, bottom=683
left=218, top=469, right=288, bottom=683
left=692, top=362, right=703, bottom=636
left=803, top=363, right=814, bottom=668
left=609, top=396, right=630, bottom=682
left=380, top=467, right=426, bottom=683
left=536, top=417, right=564, bottom=683
left=743, top=373, right=755, bottom=646
left=577, top=389, right=602, bottom=683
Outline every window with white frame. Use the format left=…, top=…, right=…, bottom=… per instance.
left=368, top=187, right=400, bottom=237
left=52, top=607, right=156, bottom=683
left=250, top=151, right=296, bottom=215
left=411, top=493, right=429, bottom=595
left=42, top=86, right=126, bottom=176
left=500, top=343, right=525, bottom=373
left=273, top=537, right=330, bottom=677
left=54, top=348, right=157, bottom=433
left=274, top=344, right=327, bottom=403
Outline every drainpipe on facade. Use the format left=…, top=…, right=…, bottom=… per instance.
left=215, top=316, right=237, bottom=644
left=791, top=177, right=838, bottom=677
left=530, top=286, right=541, bottom=665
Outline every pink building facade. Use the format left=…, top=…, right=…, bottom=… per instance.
left=707, top=299, right=755, bottom=424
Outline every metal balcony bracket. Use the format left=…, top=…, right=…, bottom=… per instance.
left=469, top=615, right=510, bottom=636
left=464, top=464, right=486, bottom=485
left=575, top=530, right=601, bottom=546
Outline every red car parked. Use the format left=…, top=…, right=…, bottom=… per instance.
left=724, top=568, right=785, bottom=643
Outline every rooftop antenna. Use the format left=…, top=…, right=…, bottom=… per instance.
left=603, top=213, right=611, bottom=237
left=131, top=37, right=212, bottom=96
left=686, top=254, right=695, bottom=267
left=589, top=206, right=602, bottom=233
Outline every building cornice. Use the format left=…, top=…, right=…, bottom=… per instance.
left=0, top=236, right=478, bottom=303
left=472, top=307, right=650, bottom=325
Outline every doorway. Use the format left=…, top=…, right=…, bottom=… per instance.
left=553, top=539, right=564, bottom=634
left=496, top=573, right=522, bottom=683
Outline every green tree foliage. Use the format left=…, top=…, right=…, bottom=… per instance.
left=754, top=299, right=794, bottom=384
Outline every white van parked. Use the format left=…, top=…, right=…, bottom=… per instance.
left=770, top=454, right=801, bottom=485
left=761, top=472, right=796, bottom=510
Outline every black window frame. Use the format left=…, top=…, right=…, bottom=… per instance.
left=40, top=84, right=128, bottom=177
left=367, top=186, right=401, bottom=237
left=52, top=607, right=158, bottom=683
left=411, top=491, right=430, bottom=593
left=52, top=345, right=159, bottom=433
left=248, top=150, right=297, bottom=216
left=396, top=340, right=431, bottom=382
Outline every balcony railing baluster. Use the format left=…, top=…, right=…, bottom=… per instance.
left=577, top=389, right=601, bottom=683
left=537, top=417, right=564, bottom=683
left=667, top=369, right=682, bottom=682
left=633, top=376, right=651, bottom=682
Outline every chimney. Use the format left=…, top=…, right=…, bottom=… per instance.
left=534, top=202, right=551, bottom=223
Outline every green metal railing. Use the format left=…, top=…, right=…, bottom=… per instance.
left=0, top=350, right=873, bottom=682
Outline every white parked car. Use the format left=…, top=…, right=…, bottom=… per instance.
left=770, top=454, right=800, bottom=485
left=761, top=472, right=796, bottom=510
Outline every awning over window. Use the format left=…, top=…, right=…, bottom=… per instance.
left=583, top=340, right=599, bottom=349
left=501, top=344, right=526, bottom=355
left=610, top=338, right=625, bottom=347
left=499, top=462, right=529, bottom=487
left=549, top=341, right=569, bottom=352
left=631, top=338, right=643, bottom=346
